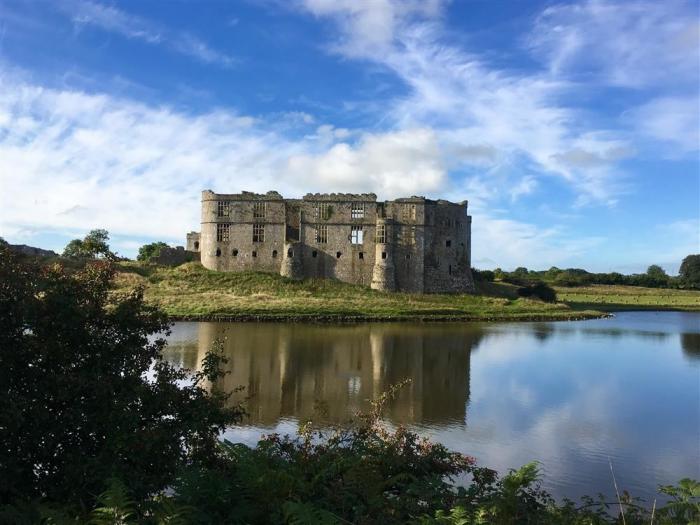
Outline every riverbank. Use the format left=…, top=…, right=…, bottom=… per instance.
left=114, top=262, right=607, bottom=322
left=113, top=262, right=699, bottom=321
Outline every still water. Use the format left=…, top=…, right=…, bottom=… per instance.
left=163, top=311, right=700, bottom=502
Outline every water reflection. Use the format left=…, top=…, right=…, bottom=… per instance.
left=681, top=332, right=700, bottom=362
left=163, top=312, right=700, bottom=501
left=170, top=323, right=484, bottom=426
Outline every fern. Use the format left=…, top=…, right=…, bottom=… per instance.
left=89, top=479, right=136, bottom=525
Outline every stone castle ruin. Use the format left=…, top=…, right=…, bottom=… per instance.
left=187, top=190, right=474, bottom=293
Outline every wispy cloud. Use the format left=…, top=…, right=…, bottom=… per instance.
left=528, top=0, right=699, bottom=89
left=297, top=0, right=634, bottom=207
left=62, top=0, right=236, bottom=68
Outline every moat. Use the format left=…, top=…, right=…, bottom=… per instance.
left=163, top=311, right=700, bottom=502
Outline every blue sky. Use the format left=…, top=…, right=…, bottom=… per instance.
left=0, top=0, right=698, bottom=272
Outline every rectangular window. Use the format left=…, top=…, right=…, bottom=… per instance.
left=351, top=226, right=364, bottom=245
left=316, top=224, right=328, bottom=243
left=403, top=226, right=415, bottom=246
left=316, top=203, right=331, bottom=220
left=216, top=223, right=230, bottom=242
left=217, top=201, right=230, bottom=218
left=253, top=201, right=266, bottom=219
left=351, top=203, right=364, bottom=219
left=402, top=204, right=416, bottom=222
left=252, top=223, right=265, bottom=243
left=376, top=224, right=386, bottom=244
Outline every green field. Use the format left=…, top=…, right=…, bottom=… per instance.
left=555, top=284, right=700, bottom=312
left=114, top=262, right=603, bottom=322
left=113, top=262, right=699, bottom=321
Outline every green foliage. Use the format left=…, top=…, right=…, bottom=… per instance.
left=0, top=244, right=242, bottom=513
left=679, top=254, right=700, bottom=289
left=517, top=281, right=557, bottom=302
left=137, top=242, right=170, bottom=262
left=63, top=228, right=116, bottom=260
left=472, top=268, right=495, bottom=282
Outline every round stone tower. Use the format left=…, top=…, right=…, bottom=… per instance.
left=371, top=219, right=396, bottom=292
left=280, top=241, right=303, bottom=280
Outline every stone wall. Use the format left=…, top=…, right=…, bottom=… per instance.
left=186, top=232, right=200, bottom=252
left=150, top=246, right=198, bottom=266
left=198, top=190, right=474, bottom=293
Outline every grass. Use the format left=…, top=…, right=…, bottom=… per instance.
left=113, top=262, right=603, bottom=322
left=555, top=284, right=700, bottom=312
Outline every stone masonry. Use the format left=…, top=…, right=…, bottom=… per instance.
left=192, top=190, right=474, bottom=293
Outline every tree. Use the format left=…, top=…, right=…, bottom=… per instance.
left=62, top=229, right=115, bottom=260
left=679, top=254, right=700, bottom=289
left=137, top=241, right=170, bottom=262
left=0, top=244, right=242, bottom=510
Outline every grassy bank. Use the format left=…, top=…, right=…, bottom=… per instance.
left=114, top=262, right=604, bottom=322
left=555, top=284, right=700, bottom=312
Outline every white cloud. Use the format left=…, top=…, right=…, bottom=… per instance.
left=298, top=2, right=634, bottom=207
left=63, top=0, right=236, bottom=68
left=528, top=0, right=700, bottom=89
left=627, top=96, right=700, bottom=153
left=287, top=128, right=446, bottom=197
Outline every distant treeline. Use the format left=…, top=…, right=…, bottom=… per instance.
left=473, top=256, right=700, bottom=290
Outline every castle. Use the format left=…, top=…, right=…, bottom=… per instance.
left=187, top=190, right=474, bottom=293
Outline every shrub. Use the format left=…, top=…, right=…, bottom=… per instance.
left=0, top=244, right=242, bottom=511
left=517, top=281, right=557, bottom=302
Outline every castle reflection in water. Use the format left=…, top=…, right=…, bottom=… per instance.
left=164, top=323, right=485, bottom=427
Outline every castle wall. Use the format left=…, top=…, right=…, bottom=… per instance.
left=197, top=190, right=474, bottom=293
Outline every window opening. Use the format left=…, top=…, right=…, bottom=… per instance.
left=253, top=201, right=266, bottom=219
left=351, top=202, right=365, bottom=219
left=316, top=203, right=331, bottom=220
left=351, top=226, right=364, bottom=244
left=252, top=223, right=265, bottom=243
left=217, top=200, right=229, bottom=217
left=316, top=224, right=328, bottom=243
left=216, top=223, right=230, bottom=242
left=376, top=224, right=386, bottom=243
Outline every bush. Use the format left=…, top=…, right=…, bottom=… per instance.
left=0, top=244, right=242, bottom=511
left=137, top=241, right=170, bottom=262
left=472, top=268, right=495, bottom=282
left=517, top=281, right=557, bottom=302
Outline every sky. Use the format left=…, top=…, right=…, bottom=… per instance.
left=0, top=0, right=698, bottom=272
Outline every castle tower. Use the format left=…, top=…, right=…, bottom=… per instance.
left=280, top=241, right=303, bottom=280
left=371, top=218, right=396, bottom=292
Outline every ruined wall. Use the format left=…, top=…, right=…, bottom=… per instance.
left=297, top=194, right=378, bottom=287
left=200, top=190, right=286, bottom=273
left=186, top=232, right=200, bottom=252
left=198, top=190, right=474, bottom=293
left=151, top=246, right=198, bottom=266
left=422, top=201, right=473, bottom=293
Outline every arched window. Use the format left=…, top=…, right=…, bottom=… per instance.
left=215, top=248, right=221, bottom=257
left=272, top=250, right=278, bottom=258
left=194, top=241, right=199, bottom=250
left=232, top=249, right=238, bottom=257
